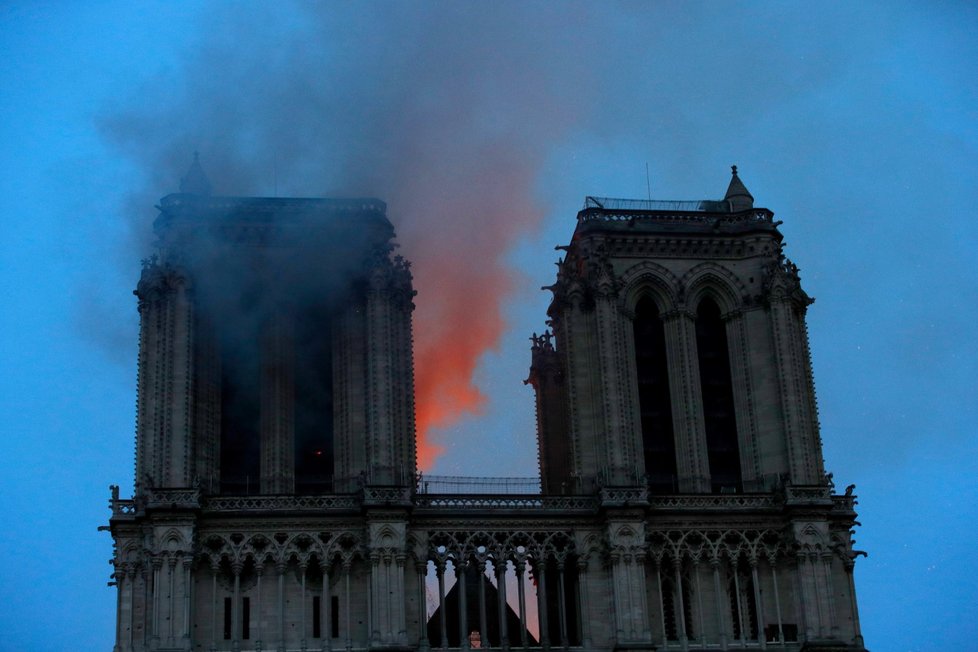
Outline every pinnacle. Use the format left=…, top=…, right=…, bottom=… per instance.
left=724, top=164, right=753, bottom=211
left=179, top=151, right=212, bottom=195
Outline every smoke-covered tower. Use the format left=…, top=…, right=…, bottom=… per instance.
left=105, top=157, right=419, bottom=652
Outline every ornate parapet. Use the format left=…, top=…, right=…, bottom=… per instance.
left=413, top=494, right=599, bottom=512
left=647, top=493, right=780, bottom=512
left=784, top=484, right=834, bottom=506
left=144, top=487, right=201, bottom=510
left=201, top=494, right=361, bottom=513
left=599, top=486, right=649, bottom=508
left=362, top=485, right=413, bottom=507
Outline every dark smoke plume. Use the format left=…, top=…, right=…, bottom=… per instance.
left=102, top=2, right=612, bottom=467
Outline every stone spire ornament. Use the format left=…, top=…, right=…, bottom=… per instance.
left=724, top=164, right=754, bottom=211
left=179, top=151, right=212, bottom=195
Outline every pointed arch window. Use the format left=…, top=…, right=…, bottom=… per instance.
left=632, top=296, right=678, bottom=493
left=695, top=297, right=742, bottom=493
left=294, top=303, right=334, bottom=494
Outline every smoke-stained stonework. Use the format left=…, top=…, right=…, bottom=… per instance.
left=105, top=164, right=867, bottom=651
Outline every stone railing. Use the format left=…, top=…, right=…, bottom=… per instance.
left=144, top=488, right=201, bottom=510
left=110, top=498, right=137, bottom=518
left=647, top=494, right=780, bottom=511
left=784, top=484, right=833, bottom=505
left=414, top=494, right=599, bottom=511
left=202, top=494, right=360, bottom=512
left=363, top=486, right=412, bottom=506
left=579, top=207, right=774, bottom=226
left=599, top=486, right=650, bottom=507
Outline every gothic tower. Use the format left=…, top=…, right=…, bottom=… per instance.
left=105, top=157, right=419, bottom=652
left=106, top=163, right=867, bottom=652
left=527, top=167, right=866, bottom=650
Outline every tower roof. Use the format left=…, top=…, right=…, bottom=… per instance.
left=724, top=164, right=753, bottom=211
left=179, top=152, right=212, bottom=196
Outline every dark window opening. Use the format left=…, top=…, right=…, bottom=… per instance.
left=695, top=297, right=742, bottom=493
left=764, top=623, right=798, bottom=642
left=542, top=557, right=581, bottom=646
left=331, top=595, right=340, bottom=638
left=728, top=565, right=759, bottom=641
left=220, top=323, right=261, bottom=495
left=295, top=305, right=334, bottom=494
left=313, top=595, right=322, bottom=638
left=242, top=596, right=250, bottom=640
left=223, top=596, right=232, bottom=640
left=661, top=566, right=694, bottom=641
left=633, top=297, right=678, bottom=493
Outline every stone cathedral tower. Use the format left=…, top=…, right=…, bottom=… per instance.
left=106, top=163, right=867, bottom=652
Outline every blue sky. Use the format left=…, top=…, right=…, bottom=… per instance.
left=0, top=2, right=976, bottom=649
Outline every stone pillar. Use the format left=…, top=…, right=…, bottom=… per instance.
left=277, top=561, right=287, bottom=652
left=365, top=262, right=396, bottom=485
left=593, top=286, right=639, bottom=484
left=662, top=309, right=711, bottom=492
left=768, top=296, right=822, bottom=484
left=725, top=312, right=761, bottom=488
left=495, top=560, right=509, bottom=650
left=416, top=561, right=429, bottom=652
left=536, top=559, right=549, bottom=649
left=261, top=310, right=294, bottom=494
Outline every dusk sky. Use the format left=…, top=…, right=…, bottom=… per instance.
left=1, top=2, right=976, bottom=650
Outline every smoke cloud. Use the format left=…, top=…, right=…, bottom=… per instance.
left=100, top=2, right=866, bottom=469
left=102, top=2, right=616, bottom=468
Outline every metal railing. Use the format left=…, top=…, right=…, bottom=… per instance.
left=416, top=475, right=541, bottom=495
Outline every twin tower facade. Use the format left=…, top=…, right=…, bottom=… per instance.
left=105, top=162, right=867, bottom=652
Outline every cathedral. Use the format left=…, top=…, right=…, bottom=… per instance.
left=104, top=159, right=868, bottom=652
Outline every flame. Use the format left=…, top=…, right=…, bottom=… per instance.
left=410, top=249, right=512, bottom=471
left=395, top=174, right=533, bottom=471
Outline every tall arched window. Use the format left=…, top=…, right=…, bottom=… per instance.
left=294, top=304, right=334, bottom=494
left=633, top=296, right=678, bottom=493
left=219, top=300, right=262, bottom=495
left=695, top=297, right=742, bottom=492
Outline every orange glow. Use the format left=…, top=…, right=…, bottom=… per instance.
left=388, top=153, right=547, bottom=471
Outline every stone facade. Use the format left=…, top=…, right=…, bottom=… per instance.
left=105, top=164, right=867, bottom=651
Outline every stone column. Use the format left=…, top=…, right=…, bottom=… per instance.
left=711, top=558, right=728, bottom=651
left=495, top=560, right=510, bottom=650
left=768, top=296, right=822, bottom=484
left=182, top=558, right=193, bottom=646
left=151, top=557, right=162, bottom=647
left=416, top=562, right=429, bottom=652
left=663, top=309, right=711, bottom=492
left=436, top=560, right=447, bottom=649
left=751, top=559, right=767, bottom=648
left=769, top=559, right=785, bottom=644
left=277, top=561, right=287, bottom=652
left=457, top=559, right=469, bottom=650
left=515, top=559, right=528, bottom=649
left=477, top=561, right=488, bottom=648
left=168, top=557, right=177, bottom=647
left=321, top=563, right=332, bottom=652
left=231, top=562, right=242, bottom=652
left=725, top=312, right=761, bottom=488
left=255, top=565, right=264, bottom=652
left=261, top=310, right=294, bottom=494
left=365, top=263, right=396, bottom=485
left=577, top=558, right=592, bottom=649
left=536, top=559, right=549, bottom=649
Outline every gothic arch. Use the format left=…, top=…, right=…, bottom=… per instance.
left=618, top=261, right=681, bottom=318
left=681, top=262, right=748, bottom=316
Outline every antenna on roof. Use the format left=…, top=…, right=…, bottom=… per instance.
left=645, top=162, right=652, bottom=201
